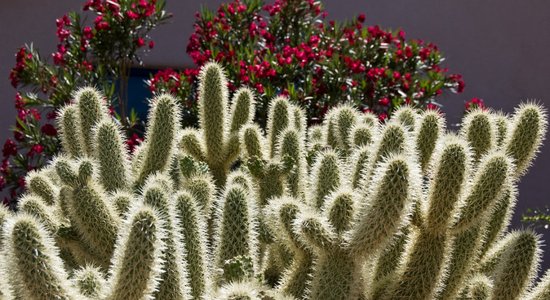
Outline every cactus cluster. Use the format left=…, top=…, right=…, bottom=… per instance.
left=0, top=62, right=548, bottom=300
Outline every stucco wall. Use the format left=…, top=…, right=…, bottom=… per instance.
left=1, top=0, right=550, bottom=271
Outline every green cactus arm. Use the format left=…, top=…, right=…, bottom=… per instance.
left=526, top=269, right=550, bottom=300
left=198, top=62, right=229, bottom=166
left=27, top=171, right=58, bottom=205
left=66, top=162, right=120, bottom=267
left=267, top=96, right=291, bottom=158
left=350, top=124, right=374, bottom=148
left=174, top=191, right=212, bottom=299
left=179, top=129, right=206, bottom=161
left=57, top=104, right=84, bottom=158
left=135, top=94, right=180, bottom=188
left=369, top=228, right=410, bottom=299
left=324, top=189, right=356, bottom=235
left=296, top=213, right=335, bottom=251
left=478, top=184, right=517, bottom=257
left=389, top=228, right=450, bottom=300
left=504, top=103, right=548, bottom=176
left=452, top=153, right=512, bottom=232
left=350, top=146, right=371, bottom=189
left=229, top=87, right=255, bottom=134
left=347, top=155, right=419, bottom=256
left=362, top=111, right=378, bottom=126
left=310, top=150, right=342, bottom=210
left=54, top=156, right=79, bottom=187
left=415, top=110, right=445, bottom=173
left=307, top=247, right=365, bottom=300
left=308, top=124, right=324, bottom=144
left=466, top=274, right=493, bottom=300
left=394, top=105, right=418, bottom=132
left=93, top=119, right=130, bottom=192
left=492, top=112, right=509, bottom=150
left=460, top=109, right=495, bottom=162
left=489, top=231, right=541, bottom=300
left=240, top=124, right=267, bottom=160
left=73, top=265, right=107, bottom=298
left=278, top=128, right=306, bottom=199
left=437, top=226, right=483, bottom=300
left=110, top=192, right=133, bottom=218
left=0, top=205, right=9, bottom=249
left=142, top=176, right=191, bottom=300
left=292, top=105, right=307, bottom=134
left=425, top=137, right=469, bottom=232
left=371, top=122, right=409, bottom=165
left=74, top=87, right=109, bottom=156
left=325, top=105, right=360, bottom=155
left=3, top=214, right=79, bottom=299
left=184, top=174, right=216, bottom=218
left=106, top=203, right=166, bottom=300
left=214, top=184, right=258, bottom=279
left=18, top=195, right=59, bottom=234
left=223, top=133, right=241, bottom=168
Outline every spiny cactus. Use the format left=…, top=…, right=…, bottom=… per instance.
left=0, top=62, right=547, bottom=300
left=180, top=63, right=254, bottom=187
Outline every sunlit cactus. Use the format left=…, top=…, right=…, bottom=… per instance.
left=58, top=104, right=84, bottom=158
left=134, top=94, right=181, bottom=188
left=2, top=214, right=78, bottom=299
left=504, top=103, right=547, bottom=176
left=214, top=183, right=259, bottom=283
left=0, top=62, right=547, bottom=300
left=93, top=119, right=130, bottom=192
left=106, top=203, right=166, bottom=300
left=461, top=108, right=495, bottom=161
left=73, top=265, right=107, bottom=298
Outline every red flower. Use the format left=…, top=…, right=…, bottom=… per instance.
left=28, top=144, right=44, bottom=157
left=357, top=14, right=366, bottom=23
left=41, top=124, right=58, bottom=136
left=148, top=40, right=155, bottom=49
left=136, top=37, right=145, bottom=47
left=465, top=97, right=485, bottom=111
left=83, top=26, right=94, bottom=40
left=17, top=176, right=26, bottom=188
left=2, top=139, right=17, bottom=157
left=126, top=10, right=139, bottom=20
left=378, top=97, right=390, bottom=106
left=52, top=52, right=64, bottom=65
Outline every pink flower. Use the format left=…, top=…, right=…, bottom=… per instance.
left=148, top=40, right=155, bottom=49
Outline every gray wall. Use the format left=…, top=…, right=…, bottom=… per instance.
left=2, top=0, right=550, bottom=269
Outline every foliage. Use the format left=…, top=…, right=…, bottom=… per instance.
left=1, top=0, right=170, bottom=207
left=149, top=0, right=465, bottom=128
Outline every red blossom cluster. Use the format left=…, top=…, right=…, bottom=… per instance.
left=465, top=97, right=486, bottom=111
left=2, top=0, right=169, bottom=207
left=151, top=0, right=466, bottom=127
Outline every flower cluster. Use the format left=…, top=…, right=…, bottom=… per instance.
left=2, top=0, right=170, bottom=207
left=150, top=0, right=465, bottom=126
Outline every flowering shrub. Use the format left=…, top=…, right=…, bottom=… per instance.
left=150, top=0, right=465, bottom=126
left=2, top=0, right=170, bottom=207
